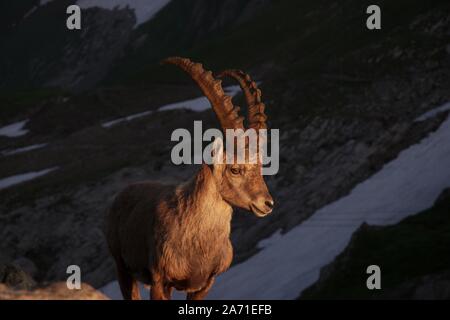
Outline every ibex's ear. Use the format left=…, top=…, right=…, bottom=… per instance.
left=211, top=137, right=224, bottom=166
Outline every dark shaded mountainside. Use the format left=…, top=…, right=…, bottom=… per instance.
left=0, top=0, right=449, bottom=298
left=0, top=0, right=269, bottom=92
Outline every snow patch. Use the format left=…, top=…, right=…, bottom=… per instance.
left=100, top=280, right=185, bottom=300
left=1, top=143, right=48, bottom=157
left=157, top=96, right=214, bottom=113
left=415, top=102, right=450, bottom=122
left=23, top=6, right=38, bottom=19
left=158, top=86, right=242, bottom=112
left=102, top=110, right=154, bottom=128
left=257, top=229, right=283, bottom=250
left=0, top=120, right=29, bottom=138
left=102, top=85, right=241, bottom=128
left=0, top=167, right=58, bottom=190
left=40, top=0, right=55, bottom=5
left=77, top=0, right=171, bottom=26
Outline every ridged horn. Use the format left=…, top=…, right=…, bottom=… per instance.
left=162, top=57, right=244, bottom=131
left=217, top=69, right=267, bottom=131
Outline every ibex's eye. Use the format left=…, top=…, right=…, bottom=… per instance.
left=230, top=166, right=240, bottom=175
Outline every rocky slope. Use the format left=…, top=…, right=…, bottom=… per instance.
left=0, top=283, right=107, bottom=300
left=0, top=259, right=107, bottom=299
left=0, top=0, right=449, bottom=297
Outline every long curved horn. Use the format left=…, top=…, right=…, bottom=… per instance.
left=162, top=57, right=244, bottom=131
left=217, top=69, right=267, bottom=131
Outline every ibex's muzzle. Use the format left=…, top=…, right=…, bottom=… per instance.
left=251, top=195, right=274, bottom=217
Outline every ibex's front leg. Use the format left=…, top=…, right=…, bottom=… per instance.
left=186, top=277, right=215, bottom=300
left=150, top=282, right=170, bottom=300
left=150, top=273, right=172, bottom=300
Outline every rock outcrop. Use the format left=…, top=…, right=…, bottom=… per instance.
left=0, top=283, right=108, bottom=300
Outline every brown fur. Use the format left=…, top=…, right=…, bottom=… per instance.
left=105, top=58, right=274, bottom=300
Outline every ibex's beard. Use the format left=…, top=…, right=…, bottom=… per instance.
left=250, top=203, right=272, bottom=217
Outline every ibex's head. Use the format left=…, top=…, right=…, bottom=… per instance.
left=218, top=161, right=274, bottom=217
left=163, top=58, right=274, bottom=217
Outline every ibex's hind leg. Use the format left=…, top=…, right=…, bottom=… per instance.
left=115, top=258, right=141, bottom=300
left=187, top=277, right=215, bottom=300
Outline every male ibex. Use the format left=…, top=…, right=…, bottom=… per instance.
left=105, top=57, right=274, bottom=300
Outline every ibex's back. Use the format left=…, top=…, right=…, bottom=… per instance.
left=105, top=57, right=274, bottom=300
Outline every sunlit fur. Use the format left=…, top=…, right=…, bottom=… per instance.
left=105, top=57, right=273, bottom=300
left=106, top=150, right=273, bottom=300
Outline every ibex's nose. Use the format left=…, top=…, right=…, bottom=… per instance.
left=265, top=200, right=274, bottom=210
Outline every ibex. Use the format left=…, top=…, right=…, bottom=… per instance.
left=105, top=57, right=274, bottom=300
